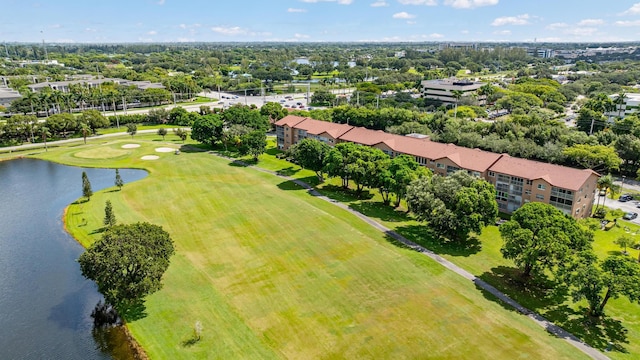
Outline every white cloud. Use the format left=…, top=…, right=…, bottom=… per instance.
left=300, top=0, right=353, bottom=4
left=147, top=30, right=157, bottom=35
left=615, top=20, right=640, bottom=26
left=397, top=0, right=436, bottom=5
left=493, top=29, right=511, bottom=35
left=294, top=33, right=310, bottom=39
left=176, top=37, right=195, bottom=42
left=407, top=20, right=417, bottom=24
left=491, top=14, right=530, bottom=26
left=393, top=11, right=416, bottom=19
left=288, top=8, right=307, bottom=12
left=460, top=29, right=469, bottom=34
left=564, top=27, right=597, bottom=37
left=211, top=26, right=271, bottom=37
left=546, top=22, right=568, bottom=30
left=85, top=28, right=97, bottom=33
left=577, top=18, right=604, bottom=26
left=54, top=38, right=75, bottom=43
left=622, top=2, right=640, bottom=15
left=156, top=0, right=165, bottom=4
left=428, top=33, right=444, bottom=38
left=444, top=0, right=498, bottom=9
left=49, top=24, right=62, bottom=29
left=370, top=0, right=389, bottom=6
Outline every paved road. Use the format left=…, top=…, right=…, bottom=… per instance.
left=217, top=153, right=609, bottom=360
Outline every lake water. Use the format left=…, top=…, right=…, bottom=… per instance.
left=0, top=158, right=147, bottom=360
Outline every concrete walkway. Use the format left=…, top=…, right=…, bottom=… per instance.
left=222, top=155, right=609, bottom=360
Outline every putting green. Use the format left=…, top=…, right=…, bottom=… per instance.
left=37, top=137, right=587, bottom=360
left=74, top=147, right=131, bottom=159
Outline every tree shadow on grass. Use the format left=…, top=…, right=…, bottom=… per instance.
left=265, top=147, right=281, bottom=156
left=349, top=201, right=410, bottom=223
left=90, top=227, right=107, bottom=235
left=478, top=266, right=563, bottom=311
left=549, top=307, right=629, bottom=353
left=228, top=160, right=249, bottom=168
left=120, top=302, right=148, bottom=322
left=275, top=166, right=300, bottom=177
left=392, top=224, right=482, bottom=257
left=277, top=180, right=306, bottom=191
left=178, top=144, right=208, bottom=153
left=181, top=336, right=201, bottom=347
left=318, top=184, right=374, bottom=201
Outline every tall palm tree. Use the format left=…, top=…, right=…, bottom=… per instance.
left=596, top=174, right=614, bottom=212
left=477, top=83, right=495, bottom=108
left=40, top=126, right=50, bottom=152
left=451, top=90, right=464, bottom=119
left=614, top=93, right=628, bottom=118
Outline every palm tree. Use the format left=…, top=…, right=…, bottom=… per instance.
left=477, top=84, right=495, bottom=108
left=79, top=122, right=90, bottom=144
left=451, top=90, right=464, bottom=119
left=22, top=89, right=39, bottom=116
left=596, top=174, right=614, bottom=212
left=40, top=126, right=50, bottom=152
left=614, top=93, right=628, bottom=118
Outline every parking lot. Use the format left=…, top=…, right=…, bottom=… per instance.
left=604, top=194, right=640, bottom=224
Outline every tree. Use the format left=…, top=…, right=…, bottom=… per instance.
left=406, top=171, right=497, bottom=242
left=239, top=130, right=267, bottom=161
left=259, top=102, right=287, bottom=124
left=311, top=89, right=337, bottom=106
left=451, top=90, right=464, bottom=119
left=40, top=126, right=50, bottom=152
left=157, top=127, right=168, bottom=140
left=78, top=222, right=175, bottom=311
left=562, top=144, right=622, bottom=172
left=126, top=123, right=137, bottom=139
left=564, top=253, right=640, bottom=317
left=79, top=122, right=91, bottom=145
left=82, top=171, right=93, bottom=201
left=191, top=114, right=223, bottom=148
left=388, top=155, right=430, bottom=208
left=103, top=200, right=117, bottom=227
left=595, top=174, right=614, bottom=211
left=80, top=110, right=109, bottom=133
left=499, top=202, right=593, bottom=279
left=291, top=138, right=331, bottom=182
left=114, top=169, right=124, bottom=190
left=173, top=128, right=188, bottom=143
left=614, top=236, right=636, bottom=255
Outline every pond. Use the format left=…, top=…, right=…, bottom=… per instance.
left=0, top=158, right=147, bottom=359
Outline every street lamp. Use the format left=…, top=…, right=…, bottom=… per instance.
left=621, top=175, right=626, bottom=195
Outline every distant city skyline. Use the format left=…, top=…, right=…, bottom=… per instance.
left=2, top=0, right=640, bottom=43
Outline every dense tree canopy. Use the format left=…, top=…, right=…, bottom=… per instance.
left=78, top=222, right=175, bottom=311
left=500, top=202, right=593, bottom=279
left=406, top=171, right=497, bottom=242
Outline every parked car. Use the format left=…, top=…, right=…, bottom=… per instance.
left=624, top=212, right=638, bottom=220
left=619, top=195, right=633, bottom=202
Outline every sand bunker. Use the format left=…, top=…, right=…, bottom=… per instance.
left=155, top=147, right=175, bottom=153
left=122, top=144, right=141, bottom=149
left=141, top=155, right=160, bottom=160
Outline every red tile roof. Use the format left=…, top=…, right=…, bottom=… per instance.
left=296, top=118, right=354, bottom=139
left=338, top=126, right=398, bottom=146
left=274, top=115, right=307, bottom=127
left=391, top=138, right=502, bottom=173
left=489, top=155, right=598, bottom=190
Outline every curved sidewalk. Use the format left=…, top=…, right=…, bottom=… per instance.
left=228, top=156, right=609, bottom=360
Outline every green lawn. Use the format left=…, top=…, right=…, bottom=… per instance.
left=20, top=134, right=587, bottom=359
left=226, top=140, right=640, bottom=359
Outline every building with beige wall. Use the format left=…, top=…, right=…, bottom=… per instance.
left=275, top=115, right=598, bottom=218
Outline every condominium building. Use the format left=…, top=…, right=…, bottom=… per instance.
left=420, top=78, right=486, bottom=105
left=275, top=115, right=598, bottom=218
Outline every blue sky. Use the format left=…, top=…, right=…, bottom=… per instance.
left=2, top=0, right=640, bottom=43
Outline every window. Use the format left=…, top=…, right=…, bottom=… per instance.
left=576, top=208, right=580, bottom=214
left=536, top=194, right=544, bottom=200
left=488, top=171, right=495, bottom=177
left=472, top=171, right=481, bottom=177
left=525, top=190, right=531, bottom=195
left=537, top=184, right=546, bottom=190
left=526, top=180, right=533, bottom=185
left=436, top=163, right=445, bottom=169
